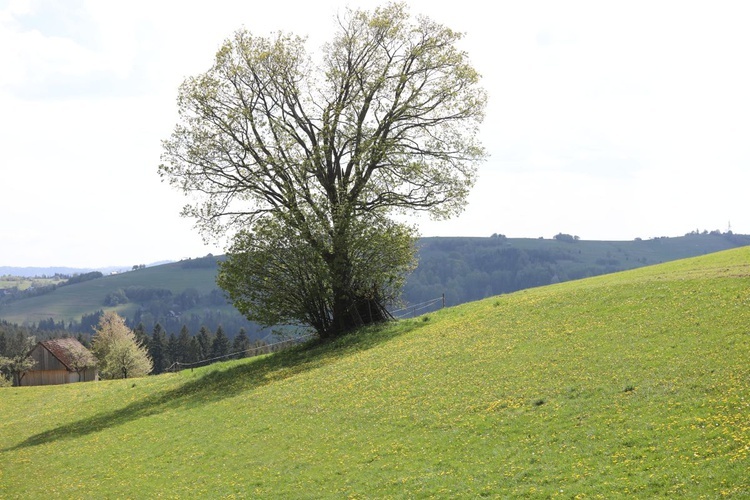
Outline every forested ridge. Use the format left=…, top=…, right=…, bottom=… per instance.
left=1, top=233, right=748, bottom=344
left=405, top=232, right=750, bottom=306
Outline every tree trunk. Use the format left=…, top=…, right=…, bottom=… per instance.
left=325, top=230, right=362, bottom=338
left=321, top=219, right=393, bottom=339
left=326, top=267, right=391, bottom=339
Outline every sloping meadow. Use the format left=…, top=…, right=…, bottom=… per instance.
left=1, top=248, right=749, bottom=497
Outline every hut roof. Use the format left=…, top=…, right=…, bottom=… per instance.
left=37, top=338, right=97, bottom=370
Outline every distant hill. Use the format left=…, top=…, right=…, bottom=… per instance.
left=0, top=266, right=120, bottom=278
left=0, top=262, right=172, bottom=278
left=0, top=254, right=260, bottom=338
left=2, top=246, right=748, bottom=496
left=1, top=233, right=748, bottom=336
left=404, top=232, right=750, bottom=307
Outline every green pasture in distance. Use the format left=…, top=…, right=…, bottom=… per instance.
left=0, top=262, right=219, bottom=325
left=0, top=276, right=67, bottom=292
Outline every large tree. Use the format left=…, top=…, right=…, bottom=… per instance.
left=159, top=3, right=486, bottom=338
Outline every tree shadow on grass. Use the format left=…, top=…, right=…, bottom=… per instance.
left=7, top=318, right=428, bottom=451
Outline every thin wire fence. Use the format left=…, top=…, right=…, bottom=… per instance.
left=164, top=294, right=444, bottom=371
left=390, top=294, right=445, bottom=319
left=165, top=333, right=316, bottom=372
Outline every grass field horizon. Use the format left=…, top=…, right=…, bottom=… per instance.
left=1, top=247, right=749, bottom=497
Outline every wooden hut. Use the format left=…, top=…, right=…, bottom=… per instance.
left=24, top=338, right=98, bottom=386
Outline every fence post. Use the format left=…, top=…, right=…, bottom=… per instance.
left=442, top=293, right=445, bottom=308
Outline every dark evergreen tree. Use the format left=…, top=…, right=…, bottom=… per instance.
left=149, top=323, right=168, bottom=374
left=133, top=322, right=149, bottom=348
left=79, top=310, right=104, bottom=335
left=37, top=318, right=56, bottom=331
left=76, top=333, right=90, bottom=348
left=176, top=325, right=192, bottom=364
left=188, top=337, right=201, bottom=364
left=232, top=328, right=251, bottom=359
left=196, top=326, right=212, bottom=361
left=166, top=332, right=178, bottom=368
left=211, top=326, right=230, bottom=359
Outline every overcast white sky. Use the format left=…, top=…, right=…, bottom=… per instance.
left=1, top=0, right=749, bottom=268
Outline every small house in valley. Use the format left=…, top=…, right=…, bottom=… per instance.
left=24, top=338, right=98, bottom=386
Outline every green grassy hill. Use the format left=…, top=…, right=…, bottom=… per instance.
left=2, top=247, right=749, bottom=497
left=0, top=259, right=221, bottom=326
